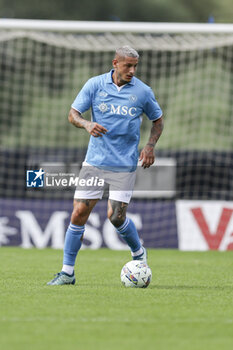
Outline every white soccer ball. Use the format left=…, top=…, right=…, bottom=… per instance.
left=120, top=260, right=152, bottom=288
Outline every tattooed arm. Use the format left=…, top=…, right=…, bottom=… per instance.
left=139, top=116, right=164, bottom=169
left=68, top=108, right=107, bottom=137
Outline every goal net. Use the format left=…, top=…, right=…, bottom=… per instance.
left=0, top=20, right=232, bottom=249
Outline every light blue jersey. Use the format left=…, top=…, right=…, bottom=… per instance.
left=72, top=70, right=162, bottom=172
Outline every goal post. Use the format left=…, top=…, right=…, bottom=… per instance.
left=0, top=20, right=233, bottom=249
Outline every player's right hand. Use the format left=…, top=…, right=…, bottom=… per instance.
left=85, top=122, right=108, bottom=137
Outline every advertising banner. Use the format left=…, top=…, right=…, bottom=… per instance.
left=0, top=199, right=178, bottom=249
left=176, top=200, right=233, bottom=251
left=2, top=198, right=233, bottom=250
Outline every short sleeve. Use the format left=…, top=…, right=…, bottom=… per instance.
left=143, top=88, right=163, bottom=121
left=71, top=78, right=94, bottom=113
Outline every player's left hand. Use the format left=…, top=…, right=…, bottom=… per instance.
left=139, top=145, right=155, bottom=168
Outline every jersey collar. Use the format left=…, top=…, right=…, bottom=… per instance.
left=106, top=69, right=135, bottom=86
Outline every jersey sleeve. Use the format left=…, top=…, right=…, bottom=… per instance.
left=71, top=78, right=94, bottom=113
left=143, top=88, right=163, bottom=121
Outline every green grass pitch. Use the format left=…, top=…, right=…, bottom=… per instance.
left=0, top=248, right=233, bottom=350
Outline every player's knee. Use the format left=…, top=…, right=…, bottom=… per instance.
left=108, top=211, right=125, bottom=228
left=71, top=205, right=89, bottom=225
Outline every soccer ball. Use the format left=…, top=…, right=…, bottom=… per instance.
left=120, top=260, right=152, bottom=288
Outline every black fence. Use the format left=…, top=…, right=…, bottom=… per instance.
left=0, top=148, right=232, bottom=200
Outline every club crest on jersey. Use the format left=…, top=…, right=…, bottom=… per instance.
left=98, top=102, right=108, bottom=113
left=129, top=95, right=137, bottom=102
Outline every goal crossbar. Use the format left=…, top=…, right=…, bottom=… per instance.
left=0, top=19, right=233, bottom=34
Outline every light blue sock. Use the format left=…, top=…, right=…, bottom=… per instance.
left=63, top=223, right=85, bottom=266
left=116, top=217, right=141, bottom=253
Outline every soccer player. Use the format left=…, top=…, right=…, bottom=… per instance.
left=47, top=46, right=163, bottom=285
